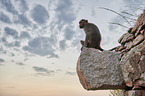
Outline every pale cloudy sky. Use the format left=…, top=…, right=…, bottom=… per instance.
left=0, top=0, right=145, bottom=96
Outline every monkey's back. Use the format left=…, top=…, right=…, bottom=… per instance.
left=84, top=23, right=102, bottom=49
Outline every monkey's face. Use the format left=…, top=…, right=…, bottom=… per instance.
left=79, top=21, right=85, bottom=29
left=79, top=20, right=88, bottom=29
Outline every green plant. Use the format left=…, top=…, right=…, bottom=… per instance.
left=109, top=90, right=123, bottom=96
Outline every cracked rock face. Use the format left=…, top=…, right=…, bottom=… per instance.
left=120, top=41, right=145, bottom=88
left=115, top=10, right=145, bottom=90
left=77, top=47, right=124, bottom=90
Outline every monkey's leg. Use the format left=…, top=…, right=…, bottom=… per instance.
left=80, top=40, right=84, bottom=46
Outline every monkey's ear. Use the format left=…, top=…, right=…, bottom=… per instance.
left=85, top=20, right=88, bottom=23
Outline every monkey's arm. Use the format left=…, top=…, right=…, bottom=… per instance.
left=84, top=34, right=90, bottom=47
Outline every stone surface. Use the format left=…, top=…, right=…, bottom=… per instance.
left=124, top=41, right=133, bottom=49
left=77, top=57, right=91, bottom=89
left=128, top=27, right=133, bottom=33
left=116, top=45, right=125, bottom=51
left=140, top=29, right=145, bottom=34
left=141, top=72, right=145, bottom=80
left=143, top=30, right=145, bottom=39
left=139, top=55, right=145, bottom=72
left=131, top=10, right=145, bottom=34
left=123, top=90, right=145, bottom=96
left=77, top=47, right=124, bottom=90
left=133, top=34, right=144, bottom=46
left=126, top=35, right=135, bottom=42
left=140, top=29, right=145, bottom=39
left=120, top=40, right=145, bottom=87
left=135, top=79, right=145, bottom=87
left=144, top=31, right=145, bottom=39
left=118, top=33, right=134, bottom=44
left=135, top=25, right=142, bottom=36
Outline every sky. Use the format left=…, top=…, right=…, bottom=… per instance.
left=0, top=0, right=145, bottom=96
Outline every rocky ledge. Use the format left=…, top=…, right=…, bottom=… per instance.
left=77, top=10, right=145, bottom=96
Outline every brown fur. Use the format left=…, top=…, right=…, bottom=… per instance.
left=79, top=19, right=103, bottom=51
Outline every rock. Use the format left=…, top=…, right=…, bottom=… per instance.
left=141, top=29, right=145, bottom=39
left=117, top=45, right=125, bottom=51
left=140, top=29, right=145, bottom=34
left=128, top=27, right=133, bottom=33
left=123, top=90, right=145, bottom=96
left=141, top=47, right=145, bottom=55
left=144, top=31, right=145, bottom=39
left=139, top=55, right=145, bottom=72
left=118, top=33, right=134, bottom=44
left=141, top=72, right=145, bottom=80
left=133, top=34, right=144, bottom=46
left=124, top=41, right=133, bottom=50
left=120, top=40, right=145, bottom=87
left=126, top=35, right=135, bottom=42
left=77, top=47, right=124, bottom=90
left=135, top=79, right=145, bottom=87
left=131, top=10, right=145, bottom=34
left=143, top=20, right=145, bottom=25
left=135, top=26, right=142, bottom=37
left=120, top=49, right=130, bottom=53
left=115, top=45, right=125, bottom=52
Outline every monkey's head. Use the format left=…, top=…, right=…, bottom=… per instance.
left=79, top=19, right=88, bottom=29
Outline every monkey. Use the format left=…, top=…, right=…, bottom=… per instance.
left=79, top=19, right=103, bottom=51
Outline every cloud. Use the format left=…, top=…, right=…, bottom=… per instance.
left=1, top=37, right=7, bottom=42
left=0, top=12, right=12, bottom=23
left=4, top=27, right=18, bottom=37
left=31, top=4, right=49, bottom=24
left=56, top=69, right=62, bottom=71
left=108, top=11, right=132, bottom=31
left=19, top=31, right=30, bottom=39
left=16, top=62, right=25, bottom=65
left=14, top=41, right=20, bottom=47
left=14, top=14, right=31, bottom=25
left=0, top=58, right=5, bottom=63
left=33, top=66, right=54, bottom=76
left=15, top=0, right=29, bottom=13
left=91, top=8, right=96, bottom=17
left=55, top=0, right=76, bottom=29
left=4, top=41, right=20, bottom=47
left=64, top=26, right=74, bottom=40
left=49, top=0, right=77, bottom=50
left=0, top=0, right=79, bottom=58
left=0, top=0, right=30, bottom=25
left=59, top=40, right=66, bottom=50
left=66, top=71, right=76, bottom=76
left=23, top=37, right=58, bottom=57
left=123, top=0, right=145, bottom=6
left=0, top=0, right=18, bottom=15
left=108, top=0, right=145, bottom=32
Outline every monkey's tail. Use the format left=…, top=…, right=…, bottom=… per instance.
left=109, top=47, right=117, bottom=51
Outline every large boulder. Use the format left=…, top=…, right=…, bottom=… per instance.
left=77, top=47, right=124, bottom=90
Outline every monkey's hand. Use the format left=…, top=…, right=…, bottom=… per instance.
left=80, top=40, right=84, bottom=46
left=81, top=47, right=83, bottom=51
